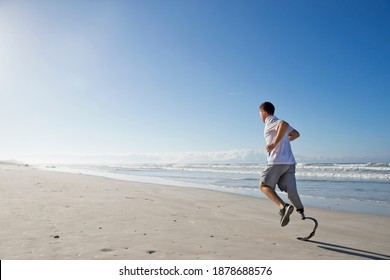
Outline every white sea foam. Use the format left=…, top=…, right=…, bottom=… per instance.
left=102, top=162, right=390, bottom=182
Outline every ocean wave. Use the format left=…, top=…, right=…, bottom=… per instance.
left=365, top=162, right=390, bottom=167
left=62, top=162, right=390, bottom=183
left=296, top=171, right=389, bottom=182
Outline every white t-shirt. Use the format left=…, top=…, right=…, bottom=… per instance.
left=264, top=115, right=296, bottom=165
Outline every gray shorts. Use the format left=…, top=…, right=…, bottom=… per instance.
left=260, top=164, right=296, bottom=192
left=260, top=164, right=304, bottom=210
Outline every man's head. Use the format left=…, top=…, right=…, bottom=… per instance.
left=259, top=102, right=275, bottom=123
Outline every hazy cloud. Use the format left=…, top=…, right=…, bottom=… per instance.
left=20, top=149, right=265, bottom=164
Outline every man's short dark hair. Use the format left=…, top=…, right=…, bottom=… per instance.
left=260, top=102, right=275, bottom=115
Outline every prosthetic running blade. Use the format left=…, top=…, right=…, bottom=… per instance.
left=297, top=217, right=318, bottom=241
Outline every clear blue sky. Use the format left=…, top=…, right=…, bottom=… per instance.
left=0, top=0, right=389, bottom=163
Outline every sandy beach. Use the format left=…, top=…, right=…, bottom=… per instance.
left=0, top=161, right=389, bottom=260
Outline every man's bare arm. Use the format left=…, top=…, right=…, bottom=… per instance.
left=288, top=129, right=300, bottom=142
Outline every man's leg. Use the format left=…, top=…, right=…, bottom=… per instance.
left=260, top=182, right=294, bottom=227
left=278, top=164, right=305, bottom=218
left=260, top=182, right=285, bottom=209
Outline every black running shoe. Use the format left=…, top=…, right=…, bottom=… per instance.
left=280, top=204, right=294, bottom=227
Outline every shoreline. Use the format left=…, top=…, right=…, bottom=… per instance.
left=37, top=163, right=390, bottom=217
left=1, top=162, right=389, bottom=260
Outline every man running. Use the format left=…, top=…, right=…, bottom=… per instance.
left=259, top=101, right=305, bottom=226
